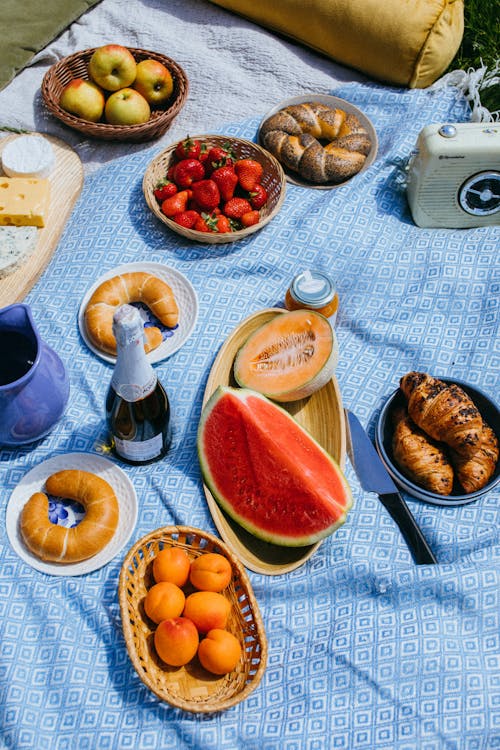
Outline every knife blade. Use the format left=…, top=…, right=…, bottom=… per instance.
left=345, top=409, right=437, bottom=565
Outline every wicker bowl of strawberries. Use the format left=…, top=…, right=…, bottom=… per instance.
left=142, top=135, right=286, bottom=244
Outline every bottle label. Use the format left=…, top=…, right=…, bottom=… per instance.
left=113, top=375, right=157, bottom=402
left=113, top=433, right=163, bottom=461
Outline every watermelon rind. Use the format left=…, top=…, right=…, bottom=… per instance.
left=197, top=386, right=352, bottom=547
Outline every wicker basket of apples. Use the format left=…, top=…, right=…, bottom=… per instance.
left=41, top=45, right=188, bottom=142
left=143, top=135, right=286, bottom=244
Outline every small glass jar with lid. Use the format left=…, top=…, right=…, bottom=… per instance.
left=285, top=270, right=339, bottom=325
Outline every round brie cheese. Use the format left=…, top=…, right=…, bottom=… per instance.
left=1, top=135, right=55, bottom=178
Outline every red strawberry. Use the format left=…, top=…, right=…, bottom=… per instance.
left=223, top=197, right=253, bottom=220
left=153, top=180, right=177, bottom=203
left=248, top=183, right=268, bottom=209
left=188, top=199, right=205, bottom=213
left=160, top=190, right=192, bottom=217
left=172, top=158, right=205, bottom=188
left=191, top=200, right=222, bottom=214
left=172, top=210, right=200, bottom=229
left=175, top=136, right=202, bottom=161
left=213, top=214, right=232, bottom=233
left=197, top=143, right=209, bottom=163
left=240, top=210, right=260, bottom=227
left=194, top=212, right=232, bottom=233
left=234, top=159, right=263, bottom=191
left=191, top=179, right=220, bottom=211
left=211, top=165, right=238, bottom=202
left=205, top=144, right=235, bottom=174
left=194, top=213, right=216, bottom=233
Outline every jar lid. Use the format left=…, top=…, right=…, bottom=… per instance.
left=290, top=271, right=335, bottom=307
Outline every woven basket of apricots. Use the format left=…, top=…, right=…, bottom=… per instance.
left=142, top=134, right=286, bottom=244
left=118, top=525, right=267, bottom=712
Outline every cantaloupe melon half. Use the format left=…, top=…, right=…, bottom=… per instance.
left=198, top=386, right=352, bottom=547
left=233, top=309, right=338, bottom=402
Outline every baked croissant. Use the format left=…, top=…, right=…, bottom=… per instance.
left=85, top=271, right=179, bottom=355
left=260, top=102, right=371, bottom=184
left=391, top=406, right=454, bottom=495
left=399, top=372, right=483, bottom=458
left=451, top=421, right=499, bottom=493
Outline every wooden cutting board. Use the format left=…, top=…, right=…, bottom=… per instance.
left=0, top=133, right=83, bottom=306
left=201, top=308, right=347, bottom=575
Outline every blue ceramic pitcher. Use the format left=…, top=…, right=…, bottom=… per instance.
left=0, top=304, right=70, bottom=446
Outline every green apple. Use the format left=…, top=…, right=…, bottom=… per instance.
left=104, top=88, right=151, bottom=125
left=88, top=44, right=137, bottom=92
left=133, top=59, right=174, bottom=106
left=59, top=78, right=105, bottom=122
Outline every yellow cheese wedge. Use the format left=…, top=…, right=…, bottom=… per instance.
left=0, top=177, right=50, bottom=228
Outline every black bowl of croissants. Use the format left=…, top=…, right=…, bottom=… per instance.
left=375, top=372, right=500, bottom=506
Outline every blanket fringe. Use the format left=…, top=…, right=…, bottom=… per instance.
left=430, top=61, right=500, bottom=122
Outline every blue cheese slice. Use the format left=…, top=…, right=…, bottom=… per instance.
left=1, top=135, right=55, bottom=179
left=0, top=226, right=38, bottom=278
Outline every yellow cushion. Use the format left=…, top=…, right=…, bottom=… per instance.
left=207, top=0, right=464, bottom=88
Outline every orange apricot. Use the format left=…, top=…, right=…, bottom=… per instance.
left=143, top=581, right=185, bottom=624
left=153, top=547, right=191, bottom=587
left=198, top=629, right=242, bottom=675
left=183, top=591, right=231, bottom=634
left=154, top=616, right=199, bottom=667
left=189, top=552, right=232, bottom=592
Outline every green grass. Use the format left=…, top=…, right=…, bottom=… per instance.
left=448, top=0, right=499, bottom=113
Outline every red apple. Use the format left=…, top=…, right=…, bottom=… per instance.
left=104, top=88, right=151, bottom=125
left=88, top=44, right=137, bottom=92
left=59, top=78, right=105, bottom=122
left=133, top=59, right=174, bottom=106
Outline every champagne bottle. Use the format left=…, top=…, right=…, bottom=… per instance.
left=106, top=304, right=171, bottom=465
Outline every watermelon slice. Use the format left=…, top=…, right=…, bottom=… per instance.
left=197, top=386, right=352, bottom=547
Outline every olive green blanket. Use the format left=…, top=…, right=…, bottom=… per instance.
left=0, top=0, right=102, bottom=92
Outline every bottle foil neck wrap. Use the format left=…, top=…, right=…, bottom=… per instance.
left=111, top=304, right=157, bottom=402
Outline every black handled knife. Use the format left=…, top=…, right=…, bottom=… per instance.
left=345, top=409, right=437, bottom=565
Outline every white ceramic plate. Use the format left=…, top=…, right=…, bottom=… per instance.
left=78, top=262, right=198, bottom=364
left=258, top=94, right=378, bottom=190
left=6, top=452, right=138, bottom=576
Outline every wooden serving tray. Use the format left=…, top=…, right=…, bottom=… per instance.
left=201, top=308, right=347, bottom=576
left=0, top=133, right=83, bottom=307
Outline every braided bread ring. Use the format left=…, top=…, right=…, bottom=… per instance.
left=260, top=102, right=372, bottom=184
left=84, top=271, right=179, bottom=355
left=20, top=470, right=119, bottom=563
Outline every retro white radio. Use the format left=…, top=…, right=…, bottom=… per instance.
left=406, top=122, right=500, bottom=228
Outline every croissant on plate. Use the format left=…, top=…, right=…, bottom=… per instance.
left=399, top=372, right=483, bottom=459
left=84, top=271, right=179, bottom=355
left=450, top=421, right=499, bottom=493
left=391, top=406, right=454, bottom=495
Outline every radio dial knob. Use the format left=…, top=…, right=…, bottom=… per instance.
left=438, top=124, right=457, bottom=138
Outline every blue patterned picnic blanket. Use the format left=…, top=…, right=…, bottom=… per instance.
left=1, top=81, right=499, bottom=750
